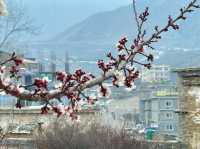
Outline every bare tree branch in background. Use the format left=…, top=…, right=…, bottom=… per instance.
left=0, top=0, right=38, bottom=49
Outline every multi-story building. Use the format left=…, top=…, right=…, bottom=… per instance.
left=141, top=65, right=171, bottom=83
left=139, top=84, right=178, bottom=136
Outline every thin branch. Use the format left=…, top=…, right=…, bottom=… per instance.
left=144, top=0, right=199, bottom=46
left=0, top=52, right=16, bottom=65
left=132, top=0, right=140, bottom=32
left=0, top=1, right=37, bottom=48
left=0, top=57, right=13, bottom=65
left=133, top=0, right=149, bottom=40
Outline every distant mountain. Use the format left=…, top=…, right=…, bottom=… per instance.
left=155, top=49, right=200, bottom=68
left=28, top=0, right=200, bottom=72
left=52, top=0, right=200, bottom=49
left=22, top=0, right=131, bottom=40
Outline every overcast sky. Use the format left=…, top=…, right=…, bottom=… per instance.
left=20, top=0, right=131, bottom=40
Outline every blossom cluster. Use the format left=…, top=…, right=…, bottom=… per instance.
left=98, top=36, right=154, bottom=90
left=0, top=53, right=24, bottom=96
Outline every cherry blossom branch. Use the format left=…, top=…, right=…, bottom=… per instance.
left=132, top=0, right=149, bottom=41
left=0, top=0, right=199, bottom=119
left=144, top=0, right=200, bottom=46
left=0, top=52, right=16, bottom=66
left=132, top=0, right=140, bottom=35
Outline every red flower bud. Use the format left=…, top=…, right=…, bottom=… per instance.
left=118, top=54, right=126, bottom=61
left=10, top=66, right=19, bottom=74
left=0, top=66, right=4, bottom=73
left=117, top=44, right=124, bottom=51
left=100, top=85, right=108, bottom=97
left=137, top=46, right=144, bottom=52
left=52, top=106, right=62, bottom=118
left=34, top=79, right=48, bottom=89
left=41, top=106, right=50, bottom=114
left=69, top=112, right=78, bottom=121
left=14, top=58, right=23, bottom=66
left=56, top=72, right=66, bottom=82
left=112, top=76, right=119, bottom=87
left=144, top=63, right=151, bottom=69
left=15, top=101, right=22, bottom=109
left=119, top=37, right=128, bottom=45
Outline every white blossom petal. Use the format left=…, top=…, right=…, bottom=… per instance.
left=54, top=82, right=63, bottom=89
left=42, top=77, right=51, bottom=82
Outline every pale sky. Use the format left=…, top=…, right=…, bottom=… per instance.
left=20, top=0, right=132, bottom=40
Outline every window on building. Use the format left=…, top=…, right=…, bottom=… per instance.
left=165, top=100, right=173, bottom=108
left=165, top=112, right=173, bottom=119
left=25, top=75, right=32, bottom=85
left=166, top=124, right=174, bottom=131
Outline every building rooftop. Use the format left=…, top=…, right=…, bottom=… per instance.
left=0, top=106, right=99, bottom=114
left=23, top=58, right=38, bottom=64
left=172, top=67, right=200, bottom=73
left=172, top=67, right=200, bottom=79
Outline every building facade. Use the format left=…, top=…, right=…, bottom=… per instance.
left=173, top=68, right=200, bottom=149
left=141, top=65, right=171, bottom=83
left=139, top=84, right=178, bottom=136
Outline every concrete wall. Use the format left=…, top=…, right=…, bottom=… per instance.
left=0, top=107, right=97, bottom=149
left=174, top=68, right=200, bottom=149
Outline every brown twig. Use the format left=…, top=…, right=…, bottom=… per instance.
left=144, top=0, right=199, bottom=46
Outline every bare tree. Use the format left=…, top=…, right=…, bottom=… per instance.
left=0, top=0, right=37, bottom=50
left=35, top=121, right=157, bottom=149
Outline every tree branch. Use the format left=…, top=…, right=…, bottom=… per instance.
left=144, top=0, right=199, bottom=46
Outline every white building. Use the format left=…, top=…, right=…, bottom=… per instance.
left=141, top=65, right=170, bottom=83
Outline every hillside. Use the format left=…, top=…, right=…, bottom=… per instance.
left=28, top=0, right=200, bottom=72
left=52, top=0, right=200, bottom=49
